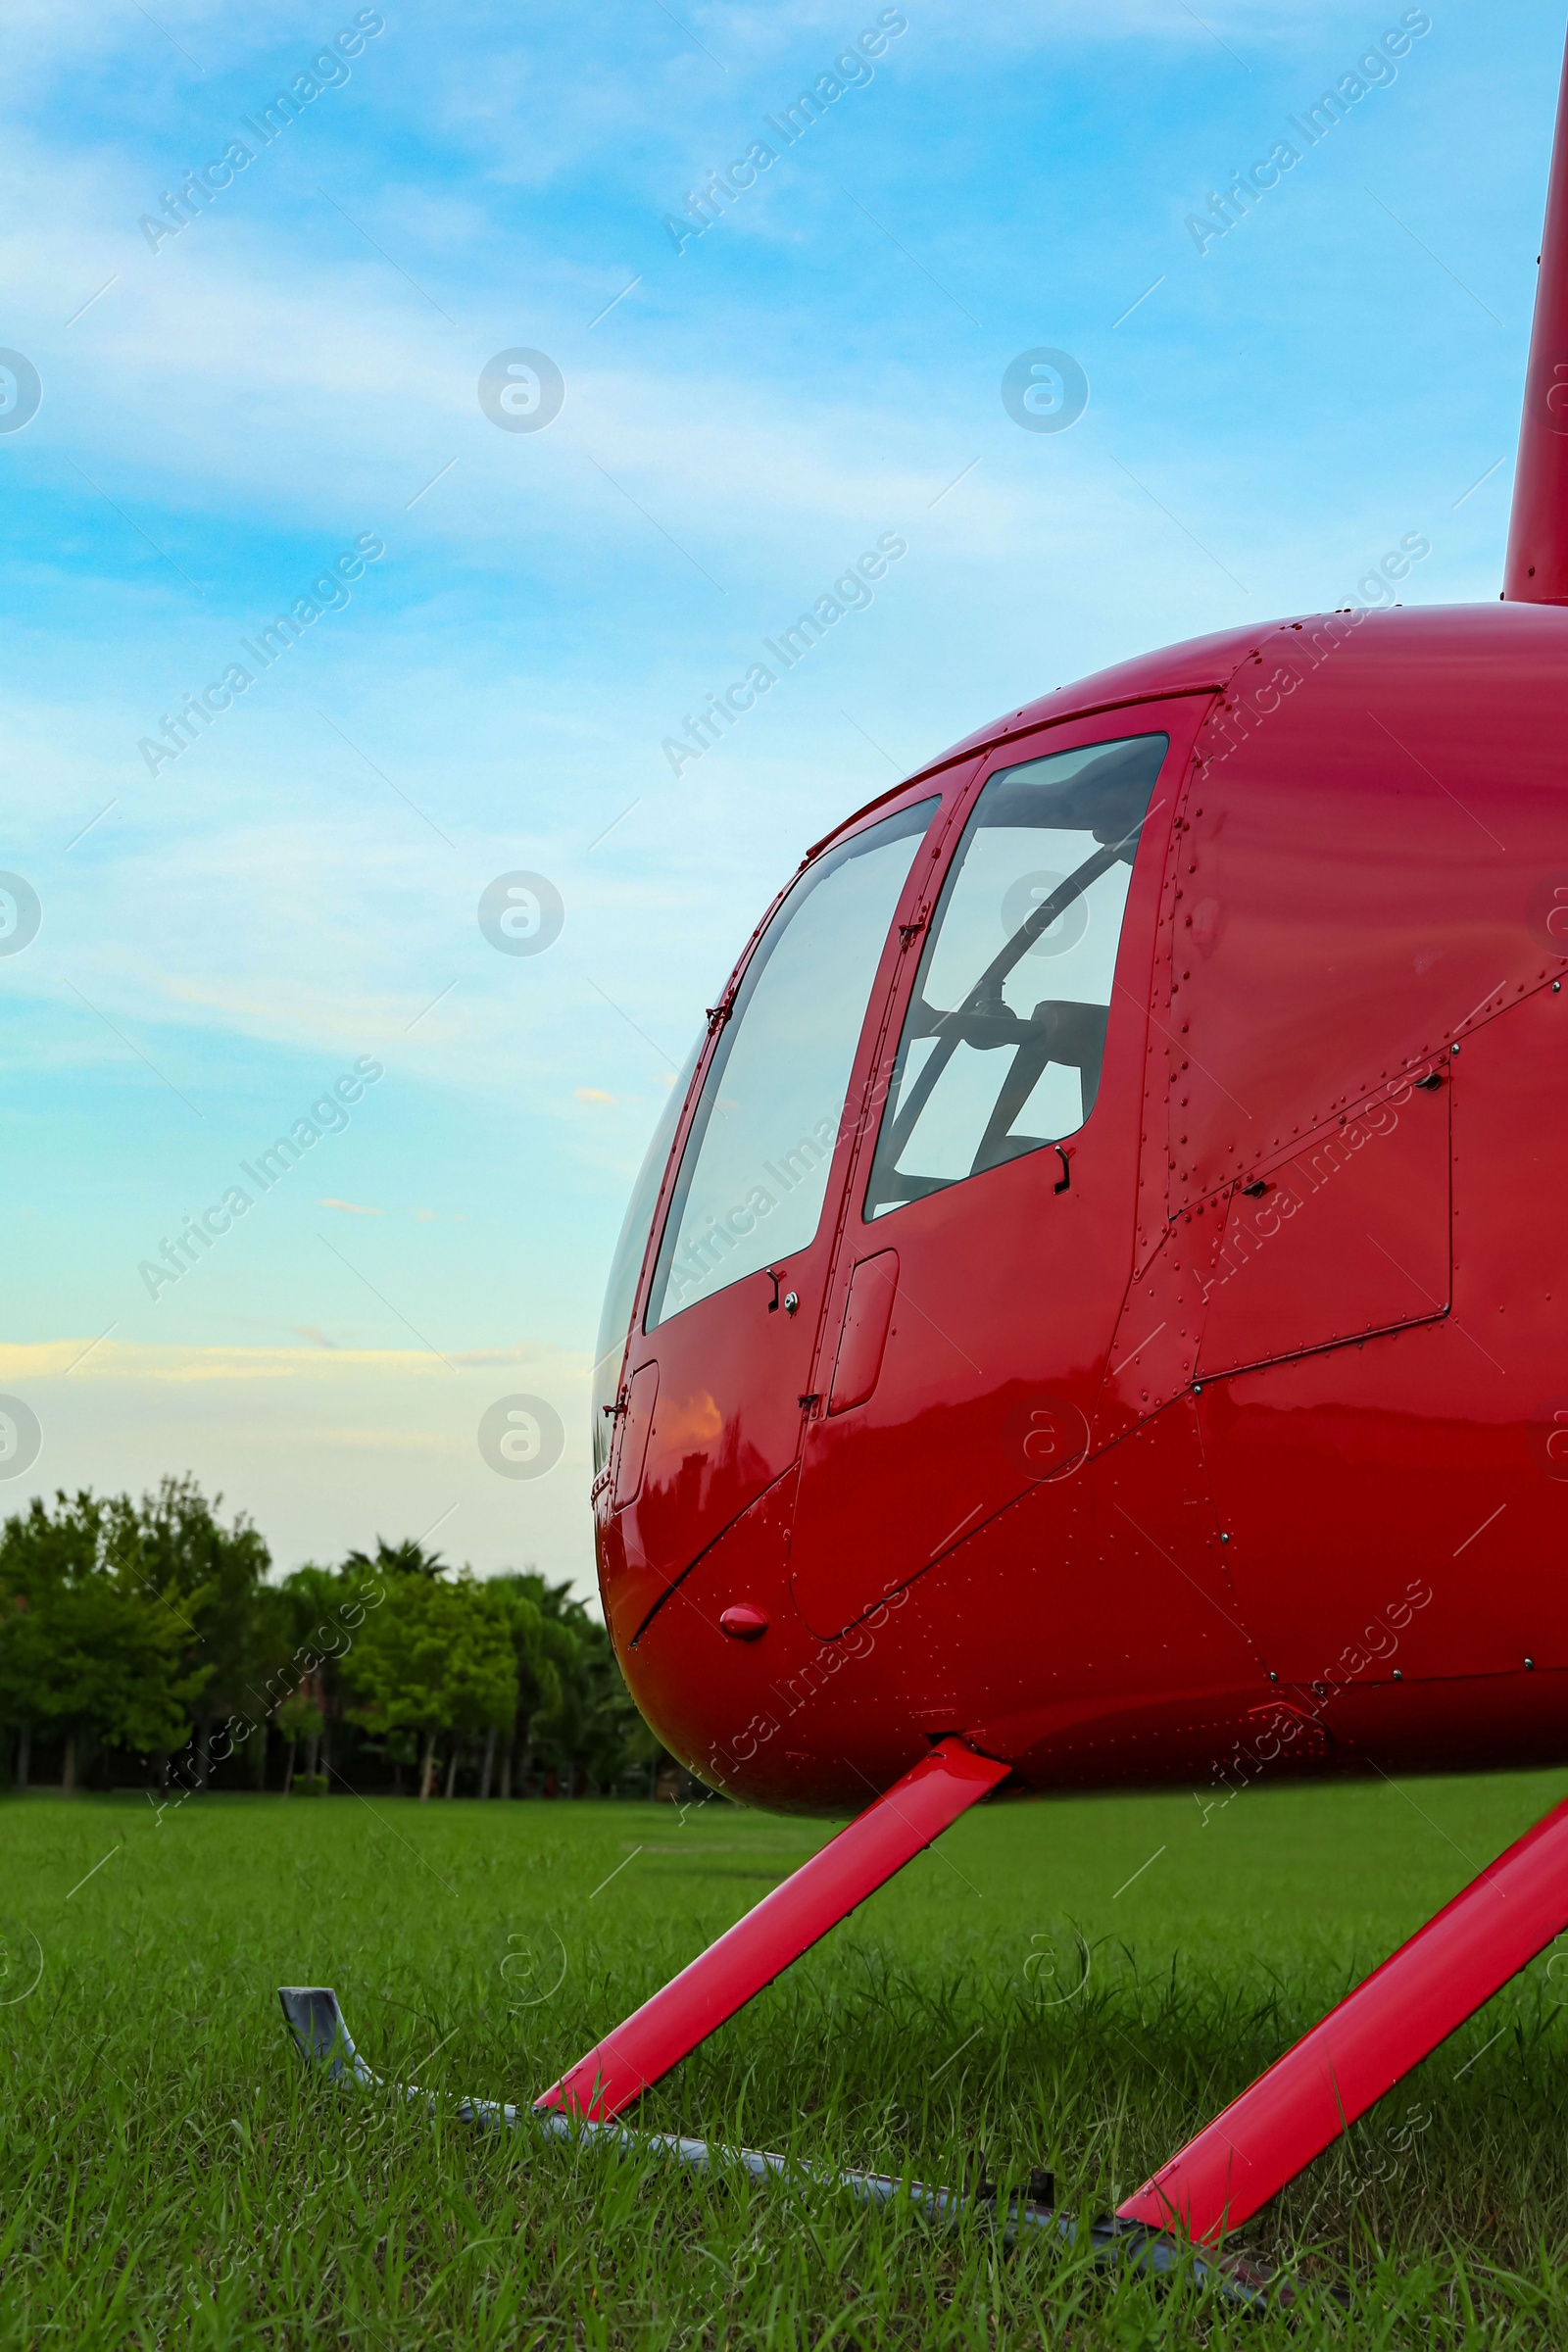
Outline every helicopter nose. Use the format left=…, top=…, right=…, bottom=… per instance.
left=603, top=1472, right=928, bottom=1812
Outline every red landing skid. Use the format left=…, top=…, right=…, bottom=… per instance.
left=278, top=1741, right=1262, bottom=2299
left=280, top=1736, right=1568, bottom=2303
left=529, top=1740, right=1568, bottom=2274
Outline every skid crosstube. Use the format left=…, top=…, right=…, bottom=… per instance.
left=536, top=1736, right=1008, bottom=2121
left=1119, top=1791, right=1568, bottom=2241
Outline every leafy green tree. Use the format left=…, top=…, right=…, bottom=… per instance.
left=568, top=1610, right=660, bottom=1793
left=0, top=1491, right=207, bottom=1790
left=0, top=1490, right=82, bottom=1788
left=488, top=1574, right=574, bottom=1796
left=508, top=1574, right=654, bottom=1796
left=1, top=1483, right=662, bottom=1801
left=239, top=1578, right=299, bottom=1786
left=274, top=1689, right=324, bottom=1795
left=232, top=1550, right=388, bottom=1788
left=136, top=1475, right=270, bottom=1784
left=278, top=1563, right=348, bottom=1784
left=342, top=1571, right=515, bottom=1799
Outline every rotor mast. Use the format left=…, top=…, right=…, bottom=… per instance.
left=1504, top=24, right=1568, bottom=602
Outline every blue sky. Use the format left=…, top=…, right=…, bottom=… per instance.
left=0, top=0, right=1556, bottom=1592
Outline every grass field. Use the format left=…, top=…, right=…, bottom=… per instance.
left=7, top=1770, right=1568, bottom=2348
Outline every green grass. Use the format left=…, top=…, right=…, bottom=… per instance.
left=6, top=1770, right=1568, bottom=2347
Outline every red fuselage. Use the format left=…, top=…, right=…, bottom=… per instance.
left=593, top=602, right=1568, bottom=1813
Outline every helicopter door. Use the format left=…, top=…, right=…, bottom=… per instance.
left=787, top=700, right=1209, bottom=1641
left=595, top=790, right=947, bottom=1653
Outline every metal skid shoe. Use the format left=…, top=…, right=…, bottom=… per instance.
left=277, top=1740, right=1269, bottom=2302
left=278, top=1980, right=1244, bottom=2295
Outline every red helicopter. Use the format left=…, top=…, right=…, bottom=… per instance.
left=285, top=26, right=1568, bottom=2266
left=545, top=24, right=1568, bottom=2247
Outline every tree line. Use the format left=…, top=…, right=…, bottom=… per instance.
left=0, top=1477, right=668, bottom=1801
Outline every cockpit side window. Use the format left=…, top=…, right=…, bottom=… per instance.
left=591, top=1036, right=702, bottom=1476
left=644, top=796, right=938, bottom=1330
left=862, top=732, right=1168, bottom=1220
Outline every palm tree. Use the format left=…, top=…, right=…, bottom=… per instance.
left=342, top=1537, right=449, bottom=1581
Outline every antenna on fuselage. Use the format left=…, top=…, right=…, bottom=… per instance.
left=1503, top=24, right=1568, bottom=602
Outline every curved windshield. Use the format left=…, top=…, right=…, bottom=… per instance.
left=591, top=1038, right=701, bottom=1475
left=864, top=733, right=1167, bottom=1217
left=646, top=798, right=937, bottom=1329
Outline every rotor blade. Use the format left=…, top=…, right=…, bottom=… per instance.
left=1117, top=1790, right=1568, bottom=2242
left=535, top=1737, right=1009, bottom=2122
left=1505, top=23, right=1568, bottom=601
